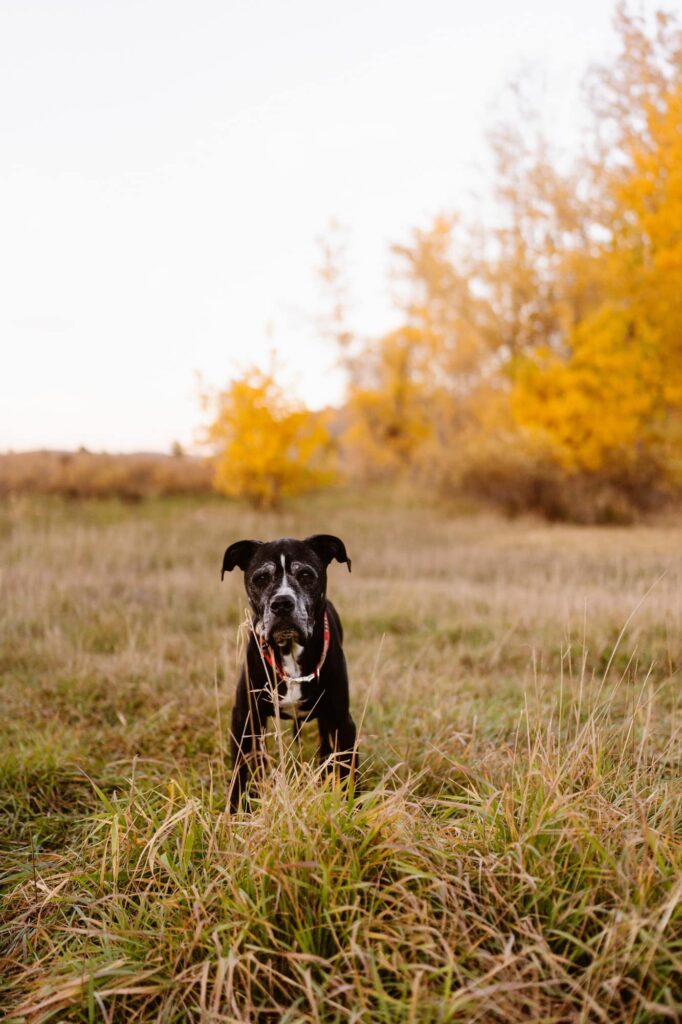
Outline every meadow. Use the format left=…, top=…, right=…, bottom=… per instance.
left=1, top=491, right=681, bottom=1022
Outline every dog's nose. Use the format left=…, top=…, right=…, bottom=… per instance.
left=271, top=594, right=295, bottom=615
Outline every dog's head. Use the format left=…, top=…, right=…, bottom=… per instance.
left=221, top=535, right=351, bottom=646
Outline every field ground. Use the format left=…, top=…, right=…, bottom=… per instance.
left=1, top=491, right=682, bottom=1022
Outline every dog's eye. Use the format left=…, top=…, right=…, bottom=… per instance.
left=252, top=570, right=271, bottom=587
left=298, top=568, right=315, bottom=583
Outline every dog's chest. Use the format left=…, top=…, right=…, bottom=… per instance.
left=279, top=645, right=304, bottom=712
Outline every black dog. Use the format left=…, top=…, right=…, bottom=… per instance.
left=222, top=534, right=357, bottom=811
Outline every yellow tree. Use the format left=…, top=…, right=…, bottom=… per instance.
left=512, top=308, right=662, bottom=473
left=337, top=5, right=682, bottom=513
left=342, top=327, right=433, bottom=477
left=204, top=368, right=336, bottom=508
left=392, top=215, right=493, bottom=389
left=513, top=8, right=682, bottom=491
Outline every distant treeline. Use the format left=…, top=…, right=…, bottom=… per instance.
left=0, top=450, right=214, bottom=501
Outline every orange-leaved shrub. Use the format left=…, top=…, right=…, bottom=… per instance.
left=202, top=368, right=336, bottom=509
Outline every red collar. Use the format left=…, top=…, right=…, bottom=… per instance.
left=260, top=611, right=331, bottom=684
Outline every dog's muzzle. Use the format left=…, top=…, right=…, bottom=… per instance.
left=262, top=593, right=310, bottom=645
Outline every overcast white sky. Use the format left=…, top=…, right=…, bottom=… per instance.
left=1, top=0, right=669, bottom=452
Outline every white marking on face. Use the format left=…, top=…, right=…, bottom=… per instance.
left=274, top=552, right=296, bottom=600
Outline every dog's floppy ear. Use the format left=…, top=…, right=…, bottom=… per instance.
left=221, top=540, right=262, bottom=580
left=305, top=534, right=352, bottom=573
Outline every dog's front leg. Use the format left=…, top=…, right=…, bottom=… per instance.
left=228, top=699, right=266, bottom=812
left=318, top=714, right=358, bottom=785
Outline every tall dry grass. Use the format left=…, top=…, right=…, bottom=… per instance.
left=1, top=491, right=681, bottom=1021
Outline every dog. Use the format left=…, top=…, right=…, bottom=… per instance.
left=222, top=533, right=357, bottom=811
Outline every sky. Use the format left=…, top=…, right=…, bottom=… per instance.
left=1, top=0, right=670, bottom=452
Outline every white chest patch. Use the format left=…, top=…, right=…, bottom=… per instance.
left=280, top=681, right=303, bottom=708
left=279, top=643, right=304, bottom=710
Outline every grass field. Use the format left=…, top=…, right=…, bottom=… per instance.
left=2, top=491, right=682, bottom=1022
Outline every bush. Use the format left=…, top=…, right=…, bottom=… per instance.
left=0, top=451, right=214, bottom=501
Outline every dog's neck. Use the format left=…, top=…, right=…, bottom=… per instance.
left=257, top=610, right=330, bottom=685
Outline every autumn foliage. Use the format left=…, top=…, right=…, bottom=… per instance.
left=203, top=369, right=335, bottom=508
left=197, top=6, right=682, bottom=520
left=326, top=5, right=682, bottom=521
left=508, top=11, right=682, bottom=504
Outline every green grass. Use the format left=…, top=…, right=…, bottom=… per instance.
left=1, top=491, right=682, bottom=1021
